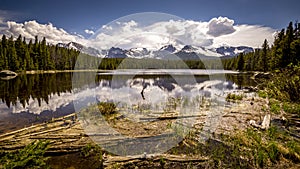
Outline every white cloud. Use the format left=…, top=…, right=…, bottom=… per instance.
left=213, top=24, right=275, bottom=48
left=0, top=17, right=5, bottom=25
left=102, top=25, right=112, bottom=30
left=0, top=10, right=13, bottom=32
left=0, top=16, right=276, bottom=49
left=0, top=10, right=12, bottom=25
left=84, top=29, right=95, bottom=35
left=89, top=19, right=212, bottom=49
left=88, top=17, right=274, bottom=49
left=147, top=20, right=212, bottom=47
left=207, top=16, right=236, bottom=37
left=1, top=20, right=83, bottom=44
left=72, top=32, right=85, bottom=39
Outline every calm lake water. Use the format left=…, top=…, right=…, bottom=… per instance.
left=0, top=70, right=256, bottom=134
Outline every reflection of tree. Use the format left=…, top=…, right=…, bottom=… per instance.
left=0, top=73, right=73, bottom=108
left=0, top=73, right=258, bottom=109
left=225, top=74, right=257, bottom=88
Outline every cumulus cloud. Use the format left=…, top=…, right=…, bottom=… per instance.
left=0, top=16, right=276, bottom=49
left=88, top=16, right=274, bottom=49
left=84, top=29, right=95, bottom=35
left=0, top=20, right=82, bottom=44
left=102, top=25, right=112, bottom=30
left=207, top=16, right=236, bottom=37
left=0, top=10, right=14, bottom=31
left=89, top=19, right=213, bottom=49
left=148, top=20, right=213, bottom=47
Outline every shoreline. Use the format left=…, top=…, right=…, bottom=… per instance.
left=3, top=69, right=270, bottom=76
left=19, top=69, right=100, bottom=75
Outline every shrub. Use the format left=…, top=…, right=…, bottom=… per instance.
left=282, top=102, right=300, bottom=115
left=258, top=90, right=268, bottom=98
left=269, top=100, right=281, bottom=114
left=226, top=93, right=243, bottom=102
left=98, top=102, right=117, bottom=115
left=266, top=65, right=300, bottom=103
left=0, top=140, right=50, bottom=169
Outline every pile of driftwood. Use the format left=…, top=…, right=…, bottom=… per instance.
left=0, top=114, right=91, bottom=154
left=0, top=112, right=211, bottom=168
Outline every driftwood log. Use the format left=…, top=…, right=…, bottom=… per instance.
left=249, top=114, right=271, bottom=130
left=103, top=154, right=209, bottom=167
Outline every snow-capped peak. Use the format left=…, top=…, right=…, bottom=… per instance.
left=126, top=48, right=153, bottom=58
left=181, top=45, right=222, bottom=57
left=159, top=44, right=177, bottom=53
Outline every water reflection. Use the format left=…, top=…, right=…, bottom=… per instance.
left=0, top=73, right=73, bottom=108
left=0, top=71, right=256, bottom=133
left=0, top=72, right=257, bottom=113
left=225, top=73, right=257, bottom=88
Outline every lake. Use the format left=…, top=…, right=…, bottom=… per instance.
left=0, top=70, right=256, bottom=134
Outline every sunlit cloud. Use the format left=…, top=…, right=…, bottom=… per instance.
left=102, top=25, right=113, bottom=30
left=0, top=16, right=276, bottom=49
left=212, top=24, right=276, bottom=48
left=207, top=16, right=236, bottom=37
left=84, top=29, right=95, bottom=35
left=1, top=20, right=83, bottom=44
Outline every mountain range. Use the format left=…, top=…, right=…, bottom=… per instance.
left=58, top=42, right=254, bottom=59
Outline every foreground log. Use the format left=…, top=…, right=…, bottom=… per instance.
left=103, top=154, right=209, bottom=167
left=139, top=114, right=206, bottom=121
left=249, top=114, right=271, bottom=130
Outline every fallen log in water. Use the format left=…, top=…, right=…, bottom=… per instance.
left=139, top=114, right=206, bottom=121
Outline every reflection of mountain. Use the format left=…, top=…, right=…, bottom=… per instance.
left=0, top=71, right=257, bottom=136
left=0, top=72, right=256, bottom=115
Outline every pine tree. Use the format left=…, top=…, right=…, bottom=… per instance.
left=15, top=35, right=26, bottom=70
left=27, top=39, right=35, bottom=70
left=32, top=36, right=40, bottom=70
left=1, top=35, right=8, bottom=69
left=291, top=38, right=300, bottom=64
left=282, top=22, right=294, bottom=67
left=260, top=39, right=269, bottom=71
left=271, top=29, right=285, bottom=69
left=237, top=53, right=244, bottom=71
left=7, top=36, right=20, bottom=71
left=0, top=45, right=4, bottom=70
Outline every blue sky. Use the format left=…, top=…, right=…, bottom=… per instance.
left=1, top=0, right=299, bottom=32
left=0, top=0, right=299, bottom=48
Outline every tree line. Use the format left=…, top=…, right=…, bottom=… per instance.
left=223, top=21, right=300, bottom=71
left=0, top=35, right=80, bottom=71
left=0, top=32, right=224, bottom=71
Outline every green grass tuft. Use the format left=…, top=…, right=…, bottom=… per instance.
left=226, top=93, right=244, bottom=102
